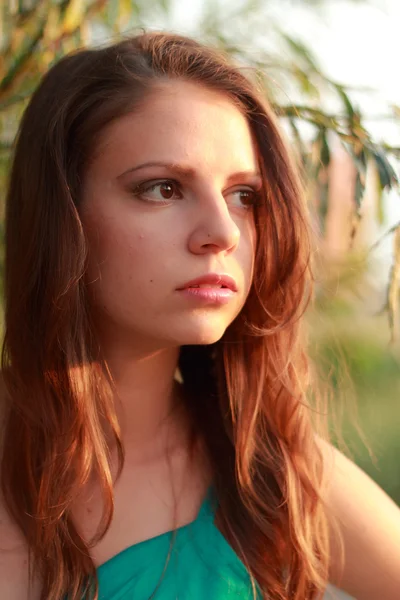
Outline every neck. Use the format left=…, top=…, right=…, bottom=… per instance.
left=96, top=337, right=192, bottom=461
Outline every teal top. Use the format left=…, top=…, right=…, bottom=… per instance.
left=94, top=487, right=260, bottom=599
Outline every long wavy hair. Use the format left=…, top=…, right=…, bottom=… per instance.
left=0, top=31, right=342, bottom=600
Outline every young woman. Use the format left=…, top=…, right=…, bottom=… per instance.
left=0, top=31, right=399, bottom=600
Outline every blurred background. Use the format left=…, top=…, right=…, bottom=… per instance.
left=0, top=2, right=399, bottom=596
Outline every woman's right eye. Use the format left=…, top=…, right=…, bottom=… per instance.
left=131, top=179, right=183, bottom=203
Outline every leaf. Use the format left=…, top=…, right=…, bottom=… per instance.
left=335, top=84, right=355, bottom=121
left=354, top=171, right=365, bottom=211
left=0, top=21, right=45, bottom=95
left=310, top=134, right=323, bottom=180
left=280, top=33, right=321, bottom=73
left=318, top=179, right=329, bottom=233
left=292, top=65, right=320, bottom=100
left=62, top=0, right=86, bottom=33
left=366, top=156, right=386, bottom=225
left=288, top=116, right=307, bottom=167
left=370, top=147, right=399, bottom=190
left=319, top=127, right=330, bottom=168
left=348, top=146, right=367, bottom=178
left=119, top=0, right=138, bottom=28
left=375, top=179, right=385, bottom=226
left=43, top=4, right=60, bottom=42
left=158, top=0, right=171, bottom=14
left=387, top=226, right=400, bottom=343
left=106, top=0, right=120, bottom=31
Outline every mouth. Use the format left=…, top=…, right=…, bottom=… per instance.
left=187, top=284, right=228, bottom=289
left=177, top=285, right=235, bottom=305
left=177, top=273, right=238, bottom=292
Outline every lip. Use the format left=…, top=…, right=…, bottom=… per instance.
left=176, top=273, right=238, bottom=292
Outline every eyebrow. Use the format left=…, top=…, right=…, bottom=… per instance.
left=118, top=161, right=262, bottom=185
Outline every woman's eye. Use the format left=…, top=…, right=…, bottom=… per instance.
left=131, top=180, right=182, bottom=203
left=130, top=180, right=261, bottom=209
left=229, top=188, right=261, bottom=209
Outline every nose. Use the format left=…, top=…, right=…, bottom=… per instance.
left=187, top=191, right=241, bottom=255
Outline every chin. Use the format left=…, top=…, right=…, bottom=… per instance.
left=181, top=324, right=228, bottom=346
left=183, top=330, right=225, bottom=346
left=171, top=320, right=229, bottom=347
left=171, top=309, right=240, bottom=346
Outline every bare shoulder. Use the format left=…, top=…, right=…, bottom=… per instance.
left=0, top=508, right=41, bottom=599
left=315, top=434, right=400, bottom=600
left=0, top=373, right=41, bottom=600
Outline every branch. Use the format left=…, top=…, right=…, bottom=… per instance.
left=0, top=90, right=35, bottom=112
left=0, top=0, right=108, bottom=104
left=368, top=221, right=400, bottom=256
left=0, top=23, right=46, bottom=95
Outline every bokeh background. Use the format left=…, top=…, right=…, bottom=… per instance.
left=1, top=2, right=399, bottom=597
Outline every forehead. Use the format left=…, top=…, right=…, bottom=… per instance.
left=92, top=80, right=259, bottom=176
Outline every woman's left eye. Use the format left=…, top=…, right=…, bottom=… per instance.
left=130, top=179, right=182, bottom=203
left=228, top=188, right=261, bottom=209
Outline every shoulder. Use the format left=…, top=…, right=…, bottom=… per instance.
left=315, top=435, right=400, bottom=600
left=0, top=509, right=41, bottom=599
left=0, top=373, right=42, bottom=600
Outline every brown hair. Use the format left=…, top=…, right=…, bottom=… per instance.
left=1, top=31, right=340, bottom=599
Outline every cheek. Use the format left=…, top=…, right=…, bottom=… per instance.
left=82, top=211, right=174, bottom=306
left=82, top=212, right=142, bottom=288
left=242, top=218, right=257, bottom=279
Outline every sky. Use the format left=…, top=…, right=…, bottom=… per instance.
left=266, top=0, right=400, bottom=144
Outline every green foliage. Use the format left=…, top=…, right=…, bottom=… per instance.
left=310, top=317, right=400, bottom=504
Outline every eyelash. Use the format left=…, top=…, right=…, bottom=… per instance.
left=130, top=179, right=262, bottom=210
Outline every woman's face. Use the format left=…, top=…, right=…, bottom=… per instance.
left=80, top=80, right=259, bottom=351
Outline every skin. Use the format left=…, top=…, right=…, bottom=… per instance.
left=317, top=436, right=400, bottom=599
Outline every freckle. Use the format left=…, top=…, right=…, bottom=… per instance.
left=150, top=279, right=153, bottom=283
